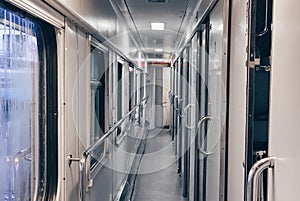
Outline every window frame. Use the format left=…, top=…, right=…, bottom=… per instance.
left=0, top=2, right=59, bottom=200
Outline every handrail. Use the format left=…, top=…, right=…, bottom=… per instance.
left=85, top=105, right=138, bottom=155
left=72, top=105, right=139, bottom=201
left=79, top=157, right=87, bottom=201
left=141, top=96, right=148, bottom=106
left=197, top=116, right=214, bottom=156
left=247, top=157, right=275, bottom=201
left=141, top=97, right=148, bottom=102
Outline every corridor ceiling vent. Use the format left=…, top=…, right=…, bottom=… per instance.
left=151, top=22, right=165, bottom=30
left=146, top=0, right=168, bottom=3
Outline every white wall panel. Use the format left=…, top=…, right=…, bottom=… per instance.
left=54, top=0, right=117, bottom=38
left=77, top=29, right=90, bottom=149
left=64, top=21, right=80, bottom=201
left=46, top=0, right=143, bottom=64
left=63, top=22, right=91, bottom=201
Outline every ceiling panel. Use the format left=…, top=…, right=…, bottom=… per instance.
left=124, top=0, right=191, bottom=61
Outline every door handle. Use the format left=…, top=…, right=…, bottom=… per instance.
left=183, top=104, right=195, bottom=129
left=197, top=116, right=214, bottom=156
left=256, top=0, right=269, bottom=37
left=174, top=96, right=179, bottom=111
left=247, top=157, right=275, bottom=201
left=247, top=0, right=256, bottom=68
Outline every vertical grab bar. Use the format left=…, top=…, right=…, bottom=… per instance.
left=79, top=155, right=87, bottom=201
left=247, top=157, right=275, bottom=201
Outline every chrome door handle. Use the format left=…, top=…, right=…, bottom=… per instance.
left=256, top=0, right=269, bottom=37
left=247, top=0, right=255, bottom=68
left=174, top=96, right=179, bottom=111
left=178, top=99, right=185, bottom=117
left=184, top=104, right=195, bottom=129
left=197, top=116, right=213, bottom=156
left=247, top=157, right=275, bottom=201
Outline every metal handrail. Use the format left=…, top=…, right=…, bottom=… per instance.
left=247, top=157, right=275, bottom=201
left=75, top=105, right=139, bottom=201
left=197, top=116, right=214, bottom=156
left=85, top=105, right=138, bottom=155
left=141, top=96, right=148, bottom=105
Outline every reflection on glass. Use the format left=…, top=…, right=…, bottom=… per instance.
left=0, top=7, right=39, bottom=201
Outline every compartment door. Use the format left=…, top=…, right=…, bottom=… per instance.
left=197, top=0, right=228, bottom=200
left=267, top=0, right=300, bottom=200
left=206, top=0, right=227, bottom=200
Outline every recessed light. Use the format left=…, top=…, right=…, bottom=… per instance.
left=151, top=23, right=165, bottom=30
left=155, top=49, right=164, bottom=52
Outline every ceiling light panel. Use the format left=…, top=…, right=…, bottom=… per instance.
left=151, top=23, right=165, bottom=30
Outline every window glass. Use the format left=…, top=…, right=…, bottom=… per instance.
left=90, top=46, right=108, bottom=168
left=0, top=7, right=39, bottom=200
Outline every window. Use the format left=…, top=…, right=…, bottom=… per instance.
left=0, top=5, right=57, bottom=200
left=128, top=68, right=134, bottom=110
left=90, top=45, right=108, bottom=168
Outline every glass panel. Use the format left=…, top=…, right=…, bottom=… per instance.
left=205, top=1, right=226, bottom=200
left=0, top=7, right=39, bottom=201
left=117, top=62, right=122, bottom=121
left=90, top=47, right=108, bottom=168
left=129, top=70, right=134, bottom=110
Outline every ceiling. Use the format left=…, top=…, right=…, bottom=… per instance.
left=119, top=0, right=198, bottom=62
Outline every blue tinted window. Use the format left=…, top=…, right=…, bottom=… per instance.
left=0, top=7, right=39, bottom=200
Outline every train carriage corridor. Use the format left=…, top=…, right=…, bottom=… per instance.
left=1, top=0, right=300, bottom=200
left=132, top=129, right=187, bottom=201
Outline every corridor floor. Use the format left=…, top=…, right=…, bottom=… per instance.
left=132, top=128, right=187, bottom=201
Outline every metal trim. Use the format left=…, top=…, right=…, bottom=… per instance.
left=89, top=35, right=109, bottom=53
left=5, top=0, right=64, bottom=28
left=173, top=0, right=219, bottom=61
